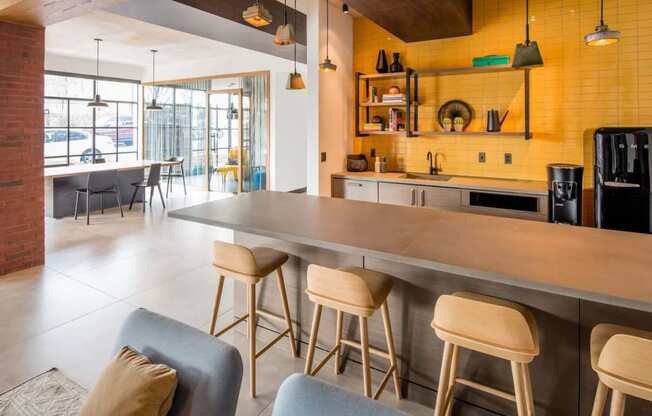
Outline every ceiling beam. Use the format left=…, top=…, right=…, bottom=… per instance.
left=0, top=0, right=128, bottom=26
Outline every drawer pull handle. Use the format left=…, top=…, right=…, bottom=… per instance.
left=347, top=182, right=363, bottom=187
left=421, top=189, right=425, bottom=207
left=411, top=188, right=416, bottom=206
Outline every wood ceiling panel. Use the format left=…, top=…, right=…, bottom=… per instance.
left=346, top=0, right=472, bottom=42
left=0, top=0, right=128, bottom=26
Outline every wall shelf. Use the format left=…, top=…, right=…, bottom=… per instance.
left=360, top=101, right=416, bottom=107
left=359, top=72, right=408, bottom=80
left=416, top=64, right=541, bottom=77
left=415, top=131, right=533, bottom=138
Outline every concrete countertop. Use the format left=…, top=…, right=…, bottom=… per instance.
left=44, top=160, right=176, bottom=179
left=332, top=171, right=548, bottom=195
left=169, top=191, right=652, bottom=312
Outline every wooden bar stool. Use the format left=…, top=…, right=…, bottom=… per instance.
left=590, top=324, right=652, bottom=416
left=303, top=264, right=401, bottom=400
left=209, top=241, right=298, bottom=398
left=431, top=292, right=539, bottom=416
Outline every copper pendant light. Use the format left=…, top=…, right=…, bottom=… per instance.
left=585, top=0, right=621, bottom=46
left=88, top=39, right=108, bottom=108
left=286, top=0, right=305, bottom=89
left=319, top=0, right=337, bottom=72
left=243, top=0, right=272, bottom=27
left=274, top=0, right=295, bottom=45
left=146, top=50, right=163, bottom=111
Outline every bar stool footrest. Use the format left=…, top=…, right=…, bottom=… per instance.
left=456, top=378, right=516, bottom=402
left=215, top=314, right=249, bottom=337
left=310, top=345, right=341, bottom=376
left=255, top=329, right=290, bottom=358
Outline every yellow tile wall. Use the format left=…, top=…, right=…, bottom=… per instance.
left=353, top=0, right=652, bottom=186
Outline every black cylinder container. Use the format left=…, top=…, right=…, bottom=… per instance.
left=547, top=163, right=584, bottom=225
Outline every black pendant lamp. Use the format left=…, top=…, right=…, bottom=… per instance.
left=146, top=50, right=163, bottom=111
left=286, top=0, right=305, bottom=90
left=319, top=0, right=337, bottom=72
left=512, top=0, right=543, bottom=68
left=88, top=39, right=108, bottom=108
left=274, top=0, right=295, bottom=45
left=585, top=0, right=621, bottom=46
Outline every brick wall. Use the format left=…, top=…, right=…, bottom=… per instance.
left=0, top=21, right=45, bottom=276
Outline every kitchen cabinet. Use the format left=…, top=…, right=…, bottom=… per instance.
left=378, top=182, right=419, bottom=207
left=379, top=182, right=461, bottom=210
left=460, top=189, right=547, bottom=221
left=332, top=178, right=378, bottom=202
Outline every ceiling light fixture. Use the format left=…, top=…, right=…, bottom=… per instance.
left=342, top=3, right=349, bottom=14
left=286, top=0, right=305, bottom=90
left=274, top=0, right=295, bottom=45
left=88, top=38, right=108, bottom=108
left=512, top=0, right=543, bottom=67
left=319, top=0, right=337, bottom=72
left=146, top=50, right=163, bottom=111
left=243, top=0, right=272, bottom=27
left=585, top=0, right=621, bottom=46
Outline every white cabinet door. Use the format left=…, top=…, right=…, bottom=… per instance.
left=332, top=178, right=378, bottom=202
left=418, top=186, right=462, bottom=210
left=379, top=182, right=418, bottom=207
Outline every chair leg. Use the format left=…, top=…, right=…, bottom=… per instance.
left=166, top=167, right=172, bottom=198
left=208, top=275, right=225, bottom=336
left=444, top=345, right=458, bottom=416
left=74, top=191, right=80, bottom=220
left=100, top=193, right=104, bottom=214
left=149, top=186, right=154, bottom=207
left=511, top=361, right=527, bottom=416
left=181, top=165, right=187, bottom=195
left=275, top=268, right=298, bottom=357
left=115, top=190, right=124, bottom=218
left=129, top=187, right=138, bottom=210
left=381, top=302, right=402, bottom=400
left=609, top=390, right=626, bottom=416
left=591, top=380, right=609, bottom=416
left=248, top=283, right=257, bottom=398
left=359, top=316, right=372, bottom=399
left=142, top=188, right=146, bottom=213
left=304, top=303, right=322, bottom=375
left=334, top=310, right=343, bottom=375
left=157, top=184, right=166, bottom=209
left=521, top=363, right=535, bottom=416
left=434, top=342, right=454, bottom=416
left=86, top=193, right=90, bottom=225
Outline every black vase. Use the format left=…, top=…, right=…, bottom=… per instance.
left=376, top=49, right=388, bottom=73
left=390, top=52, right=403, bottom=73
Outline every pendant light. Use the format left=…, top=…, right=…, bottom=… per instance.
left=274, top=0, right=295, bottom=45
left=287, top=0, right=305, bottom=90
left=319, top=0, right=337, bottom=72
left=585, top=0, right=620, bottom=46
left=88, top=39, right=108, bottom=108
left=146, top=50, right=163, bottom=111
left=243, top=0, right=272, bottom=27
left=512, top=0, right=543, bottom=68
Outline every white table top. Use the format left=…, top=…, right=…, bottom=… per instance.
left=44, top=160, right=176, bottom=179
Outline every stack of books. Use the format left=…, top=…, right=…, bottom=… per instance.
left=363, top=123, right=384, bottom=132
left=388, top=108, right=405, bottom=132
left=382, top=93, right=406, bottom=103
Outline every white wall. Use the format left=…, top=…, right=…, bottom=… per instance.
left=45, top=53, right=145, bottom=80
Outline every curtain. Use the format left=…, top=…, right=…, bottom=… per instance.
left=241, top=75, right=268, bottom=192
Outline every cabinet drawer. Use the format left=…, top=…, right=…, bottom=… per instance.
left=379, top=182, right=418, bottom=207
left=419, top=187, right=461, bottom=210
left=332, top=178, right=378, bottom=202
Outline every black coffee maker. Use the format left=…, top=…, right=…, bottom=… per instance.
left=547, top=163, right=584, bottom=225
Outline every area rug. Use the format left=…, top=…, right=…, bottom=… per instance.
left=0, top=369, right=87, bottom=415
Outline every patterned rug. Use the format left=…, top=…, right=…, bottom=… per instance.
left=0, top=369, right=87, bottom=415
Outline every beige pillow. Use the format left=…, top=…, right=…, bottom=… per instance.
left=80, top=346, right=178, bottom=416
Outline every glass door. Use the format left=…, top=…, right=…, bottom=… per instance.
left=208, top=89, right=242, bottom=192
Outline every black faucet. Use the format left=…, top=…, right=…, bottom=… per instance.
left=427, top=151, right=437, bottom=175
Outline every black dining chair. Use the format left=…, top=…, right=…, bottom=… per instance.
left=163, top=156, right=187, bottom=197
left=129, top=163, right=165, bottom=212
left=74, top=170, right=124, bottom=225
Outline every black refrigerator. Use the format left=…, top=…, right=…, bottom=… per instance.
left=594, top=127, right=652, bottom=233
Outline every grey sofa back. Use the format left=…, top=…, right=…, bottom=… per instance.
left=114, top=308, right=243, bottom=416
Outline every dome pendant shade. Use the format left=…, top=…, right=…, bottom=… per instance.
left=319, top=57, right=337, bottom=72
left=286, top=72, right=305, bottom=90
left=88, top=94, right=108, bottom=108
left=88, top=38, right=108, bottom=108
left=146, top=50, right=163, bottom=112
left=585, top=24, right=621, bottom=46
left=274, top=24, right=295, bottom=45
left=243, top=1, right=272, bottom=27
left=146, top=98, right=163, bottom=111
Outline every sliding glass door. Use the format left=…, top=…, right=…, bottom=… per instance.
left=208, top=89, right=242, bottom=192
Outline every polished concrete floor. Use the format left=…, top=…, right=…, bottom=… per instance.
left=0, top=191, right=432, bottom=415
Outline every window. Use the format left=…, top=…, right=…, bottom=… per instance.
left=44, top=73, right=140, bottom=167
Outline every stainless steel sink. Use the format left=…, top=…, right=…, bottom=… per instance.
left=401, top=173, right=452, bottom=182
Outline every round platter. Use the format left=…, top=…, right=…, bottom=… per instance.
left=437, top=100, right=473, bottom=131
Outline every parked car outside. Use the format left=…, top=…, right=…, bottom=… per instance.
left=44, top=129, right=117, bottom=163
left=99, top=116, right=135, bottom=148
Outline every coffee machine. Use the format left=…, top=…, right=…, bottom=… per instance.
left=547, top=164, right=584, bottom=225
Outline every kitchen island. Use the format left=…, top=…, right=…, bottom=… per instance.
left=170, top=191, right=652, bottom=416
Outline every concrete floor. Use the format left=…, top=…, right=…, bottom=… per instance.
left=0, top=190, right=432, bottom=416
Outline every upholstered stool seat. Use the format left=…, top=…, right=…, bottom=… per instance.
left=431, top=292, right=540, bottom=416
left=590, top=324, right=652, bottom=415
left=209, top=241, right=298, bottom=398
left=304, top=264, right=401, bottom=400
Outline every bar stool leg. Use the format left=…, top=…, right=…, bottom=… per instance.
left=248, top=283, right=257, bottom=397
left=305, top=303, right=322, bottom=375
left=74, top=191, right=80, bottom=220
left=609, top=390, right=626, bottom=416
left=181, top=165, right=187, bottom=195
left=334, top=310, right=343, bottom=375
left=445, top=345, right=459, bottom=416
left=521, top=363, right=535, bottom=416
left=209, top=275, right=225, bottom=336
left=86, top=193, right=90, bottom=225
left=275, top=268, right=298, bottom=357
left=381, top=302, right=401, bottom=399
left=591, top=381, right=609, bottom=416
left=511, top=361, right=527, bottom=416
left=100, top=193, right=104, bottom=214
left=434, top=342, right=454, bottom=416
left=359, top=316, right=372, bottom=398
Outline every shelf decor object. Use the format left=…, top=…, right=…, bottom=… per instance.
left=438, top=100, right=472, bottom=132
left=319, top=0, right=337, bottom=72
left=286, top=0, right=305, bottom=89
left=390, top=52, right=404, bottom=73
left=472, top=54, right=510, bottom=67
left=243, top=0, right=272, bottom=27
left=512, top=0, right=543, bottom=67
left=88, top=39, right=108, bottom=109
left=146, top=50, right=163, bottom=112
left=376, top=49, right=389, bottom=73
left=274, top=0, right=295, bottom=45
left=584, top=0, right=621, bottom=46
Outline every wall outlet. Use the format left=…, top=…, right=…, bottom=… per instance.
left=479, top=152, right=486, bottom=163
left=504, top=153, right=512, bottom=164
left=370, top=148, right=376, bottom=157
left=321, top=152, right=326, bottom=162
